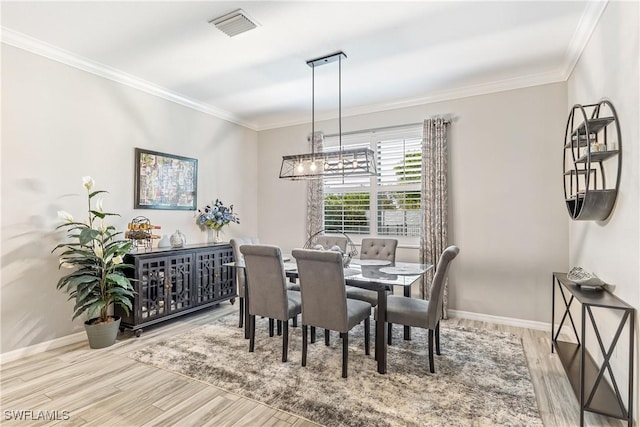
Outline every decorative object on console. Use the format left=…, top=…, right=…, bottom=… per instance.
left=196, top=199, right=240, bottom=243
left=563, top=101, right=621, bottom=220
left=52, top=176, right=135, bottom=349
left=567, top=266, right=605, bottom=288
left=157, top=234, right=171, bottom=248
left=134, top=148, right=198, bottom=210
left=170, top=230, right=186, bottom=248
left=279, top=51, right=376, bottom=180
left=125, top=216, right=161, bottom=250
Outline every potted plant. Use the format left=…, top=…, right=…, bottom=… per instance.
left=53, top=176, right=135, bottom=349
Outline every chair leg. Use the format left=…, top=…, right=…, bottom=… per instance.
left=342, top=332, right=349, bottom=378
left=364, top=318, right=370, bottom=356
left=387, top=322, right=393, bottom=345
left=292, top=315, right=298, bottom=327
left=269, top=319, right=275, bottom=337
left=238, top=298, right=244, bottom=328
left=435, top=321, right=441, bottom=355
left=249, top=315, right=256, bottom=353
left=325, top=329, right=330, bottom=346
left=428, top=329, right=435, bottom=373
left=282, top=321, right=289, bottom=362
left=302, top=325, right=308, bottom=367
left=277, top=320, right=282, bottom=336
left=310, top=326, right=316, bottom=344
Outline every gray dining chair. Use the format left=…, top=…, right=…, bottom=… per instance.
left=240, top=244, right=302, bottom=362
left=314, top=234, right=348, bottom=252
left=230, top=237, right=260, bottom=329
left=376, top=245, right=459, bottom=373
left=292, top=248, right=372, bottom=378
left=346, top=238, right=398, bottom=306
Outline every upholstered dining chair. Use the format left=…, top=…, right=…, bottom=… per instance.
left=345, top=238, right=398, bottom=306
left=376, top=245, right=459, bottom=373
left=292, top=248, right=372, bottom=378
left=240, top=244, right=302, bottom=362
left=230, top=237, right=260, bottom=328
left=314, top=234, right=348, bottom=252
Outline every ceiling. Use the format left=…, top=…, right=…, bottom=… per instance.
left=1, top=1, right=605, bottom=131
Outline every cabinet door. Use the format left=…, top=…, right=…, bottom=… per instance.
left=137, top=257, right=168, bottom=322
left=217, top=247, right=235, bottom=300
left=165, top=253, right=194, bottom=313
left=194, top=247, right=235, bottom=304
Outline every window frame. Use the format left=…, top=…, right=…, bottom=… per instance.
left=322, top=124, right=423, bottom=246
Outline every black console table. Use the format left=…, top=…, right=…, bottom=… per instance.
left=116, top=243, right=235, bottom=336
left=551, top=272, right=634, bottom=427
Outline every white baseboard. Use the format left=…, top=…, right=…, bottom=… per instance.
left=0, top=332, right=87, bottom=365
left=448, top=309, right=551, bottom=332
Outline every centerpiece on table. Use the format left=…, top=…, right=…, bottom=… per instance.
left=52, top=176, right=135, bottom=349
left=196, top=199, right=240, bottom=243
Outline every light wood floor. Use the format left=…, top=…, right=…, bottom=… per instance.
left=0, top=303, right=625, bottom=427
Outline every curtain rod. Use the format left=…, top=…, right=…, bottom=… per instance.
left=324, top=119, right=450, bottom=139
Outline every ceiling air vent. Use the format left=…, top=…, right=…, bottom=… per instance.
left=209, top=9, right=258, bottom=37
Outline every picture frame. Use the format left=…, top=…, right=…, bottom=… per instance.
left=134, top=148, right=198, bottom=210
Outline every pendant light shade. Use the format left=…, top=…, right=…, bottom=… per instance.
left=279, top=51, right=377, bottom=180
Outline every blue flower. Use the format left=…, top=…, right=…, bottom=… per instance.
left=196, top=199, right=240, bottom=230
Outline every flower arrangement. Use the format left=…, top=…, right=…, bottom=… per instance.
left=53, top=176, right=135, bottom=325
left=197, top=199, right=240, bottom=231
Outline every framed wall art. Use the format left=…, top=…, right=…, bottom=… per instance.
left=134, top=148, right=198, bottom=210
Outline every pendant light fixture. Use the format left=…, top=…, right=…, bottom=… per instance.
left=279, top=51, right=376, bottom=180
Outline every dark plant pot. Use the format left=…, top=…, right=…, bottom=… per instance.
left=84, top=316, right=121, bottom=349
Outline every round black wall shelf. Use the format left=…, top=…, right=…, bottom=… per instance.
left=563, top=101, right=621, bottom=220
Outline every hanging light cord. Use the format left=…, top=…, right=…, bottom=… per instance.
left=339, top=54, right=343, bottom=163
left=311, top=62, right=315, bottom=159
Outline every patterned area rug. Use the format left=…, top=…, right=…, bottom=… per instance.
left=129, top=314, right=543, bottom=427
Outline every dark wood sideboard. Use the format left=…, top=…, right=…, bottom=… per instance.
left=116, top=243, right=235, bottom=336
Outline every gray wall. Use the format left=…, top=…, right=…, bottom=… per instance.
left=566, top=0, right=639, bottom=415
left=258, top=82, right=570, bottom=324
left=1, top=45, right=259, bottom=353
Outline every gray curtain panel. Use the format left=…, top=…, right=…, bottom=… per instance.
left=420, top=118, right=450, bottom=317
left=306, top=132, right=324, bottom=241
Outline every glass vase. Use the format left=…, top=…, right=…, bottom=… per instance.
left=207, top=228, right=221, bottom=244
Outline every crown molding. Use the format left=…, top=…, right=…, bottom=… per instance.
left=257, top=69, right=566, bottom=131
left=561, top=0, right=608, bottom=80
left=1, top=27, right=259, bottom=131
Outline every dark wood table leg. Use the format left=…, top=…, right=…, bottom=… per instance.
left=404, top=285, right=411, bottom=340
left=376, top=287, right=387, bottom=374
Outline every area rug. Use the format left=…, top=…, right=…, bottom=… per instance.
left=129, top=314, right=543, bottom=427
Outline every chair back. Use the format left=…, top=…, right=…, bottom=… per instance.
left=426, top=246, right=460, bottom=325
left=240, top=244, right=289, bottom=321
left=292, top=248, right=349, bottom=332
left=230, top=237, right=260, bottom=297
left=315, top=235, right=348, bottom=252
left=360, top=238, right=398, bottom=262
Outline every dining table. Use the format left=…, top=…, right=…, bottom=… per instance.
left=225, top=255, right=433, bottom=374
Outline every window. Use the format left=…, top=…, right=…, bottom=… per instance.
left=323, top=124, right=423, bottom=243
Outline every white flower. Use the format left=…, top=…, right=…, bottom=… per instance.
left=112, top=255, right=124, bottom=265
left=82, top=176, right=95, bottom=191
left=57, top=210, right=74, bottom=223
left=95, top=197, right=103, bottom=212
left=93, top=244, right=103, bottom=259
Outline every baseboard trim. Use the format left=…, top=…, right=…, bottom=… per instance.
left=448, top=309, right=550, bottom=332
left=0, top=332, right=87, bottom=365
